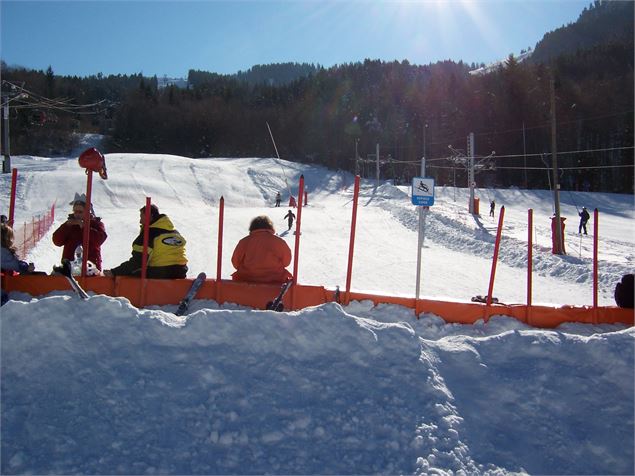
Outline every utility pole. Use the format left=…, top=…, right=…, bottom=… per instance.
left=468, top=132, right=475, bottom=214
left=2, top=101, right=10, bottom=173
left=550, top=77, right=564, bottom=254
left=522, top=122, right=528, bottom=189
left=423, top=122, right=428, bottom=158
left=376, top=143, right=380, bottom=185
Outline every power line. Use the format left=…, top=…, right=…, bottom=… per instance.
left=428, top=164, right=634, bottom=171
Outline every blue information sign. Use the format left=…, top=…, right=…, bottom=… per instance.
left=411, top=177, right=435, bottom=206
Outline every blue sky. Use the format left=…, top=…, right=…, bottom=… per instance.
left=2, top=0, right=589, bottom=78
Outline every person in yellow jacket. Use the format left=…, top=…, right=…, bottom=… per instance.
left=104, top=204, right=188, bottom=279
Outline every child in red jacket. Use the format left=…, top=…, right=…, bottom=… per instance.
left=52, top=193, right=107, bottom=271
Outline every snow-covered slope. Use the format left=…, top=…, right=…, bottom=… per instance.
left=1, top=153, right=632, bottom=305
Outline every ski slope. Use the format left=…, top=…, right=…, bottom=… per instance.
left=1, top=152, right=633, bottom=306
left=1, top=149, right=633, bottom=475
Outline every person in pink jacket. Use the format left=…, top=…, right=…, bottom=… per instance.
left=231, top=215, right=292, bottom=284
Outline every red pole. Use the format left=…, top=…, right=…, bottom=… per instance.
left=290, top=176, right=305, bottom=311
left=22, top=221, right=26, bottom=257
left=216, top=196, right=224, bottom=282
left=345, top=175, right=361, bottom=304
left=292, top=175, right=304, bottom=285
left=141, top=197, right=151, bottom=280
left=527, top=209, right=533, bottom=309
left=593, top=208, right=599, bottom=308
left=80, top=170, right=94, bottom=277
left=8, top=168, right=17, bottom=227
left=486, top=206, right=505, bottom=307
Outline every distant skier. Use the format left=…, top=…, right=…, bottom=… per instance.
left=578, top=207, right=590, bottom=235
left=284, top=210, right=296, bottom=230
left=489, top=200, right=495, bottom=218
left=275, top=192, right=281, bottom=208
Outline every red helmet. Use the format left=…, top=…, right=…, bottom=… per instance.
left=78, top=148, right=107, bottom=179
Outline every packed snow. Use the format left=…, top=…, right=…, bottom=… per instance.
left=1, top=149, right=633, bottom=475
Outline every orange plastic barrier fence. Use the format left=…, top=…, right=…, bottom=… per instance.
left=13, top=204, right=56, bottom=258
left=2, top=274, right=632, bottom=329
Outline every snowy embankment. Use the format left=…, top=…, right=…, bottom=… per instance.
left=1, top=153, right=633, bottom=474
left=2, top=296, right=633, bottom=475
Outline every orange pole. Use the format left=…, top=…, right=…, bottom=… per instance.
left=292, top=175, right=304, bottom=284
left=8, top=168, right=17, bottom=227
left=141, top=197, right=151, bottom=279
left=81, top=170, right=93, bottom=277
left=345, top=175, right=361, bottom=304
left=291, top=176, right=305, bottom=310
left=139, top=197, right=152, bottom=307
left=216, top=196, right=224, bottom=303
left=486, top=205, right=505, bottom=308
left=593, top=208, right=599, bottom=308
left=216, top=196, right=224, bottom=281
left=527, top=209, right=533, bottom=307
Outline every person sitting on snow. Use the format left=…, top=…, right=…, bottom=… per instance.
left=103, top=204, right=188, bottom=279
left=52, top=193, right=107, bottom=271
left=1, top=223, right=35, bottom=306
left=231, top=215, right=292, bottom=284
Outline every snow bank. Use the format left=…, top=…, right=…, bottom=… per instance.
left=2, top=296, right=633, bottom=475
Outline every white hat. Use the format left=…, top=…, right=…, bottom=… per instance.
left=69, top=193, right=95, bottom=215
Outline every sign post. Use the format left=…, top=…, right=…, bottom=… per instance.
left=412, top=175, right=434, bottom=301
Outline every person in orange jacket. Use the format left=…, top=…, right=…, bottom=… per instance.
left=231, top=215, right=292, bottom=284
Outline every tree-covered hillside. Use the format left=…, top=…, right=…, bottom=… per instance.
left=1, top=0, right=632, bottom=192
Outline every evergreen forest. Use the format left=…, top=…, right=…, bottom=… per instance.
left=1, top=0, right=632, bottom=192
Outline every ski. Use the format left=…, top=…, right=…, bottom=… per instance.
left=175, top=272, right=206, bottom=316
left=53, top=260, right=89, bottom=299
left=266, top=279, right=293, bottom=312
left=471, top=295, right=499, bottom=304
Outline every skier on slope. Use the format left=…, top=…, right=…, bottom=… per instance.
left=578, top=207, right=590, bottom=235
left=284, top=209, right=296, bottom=230
left=275, top=192, right=281, bottom=207
left=489, top=200, right=496, bottom=218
